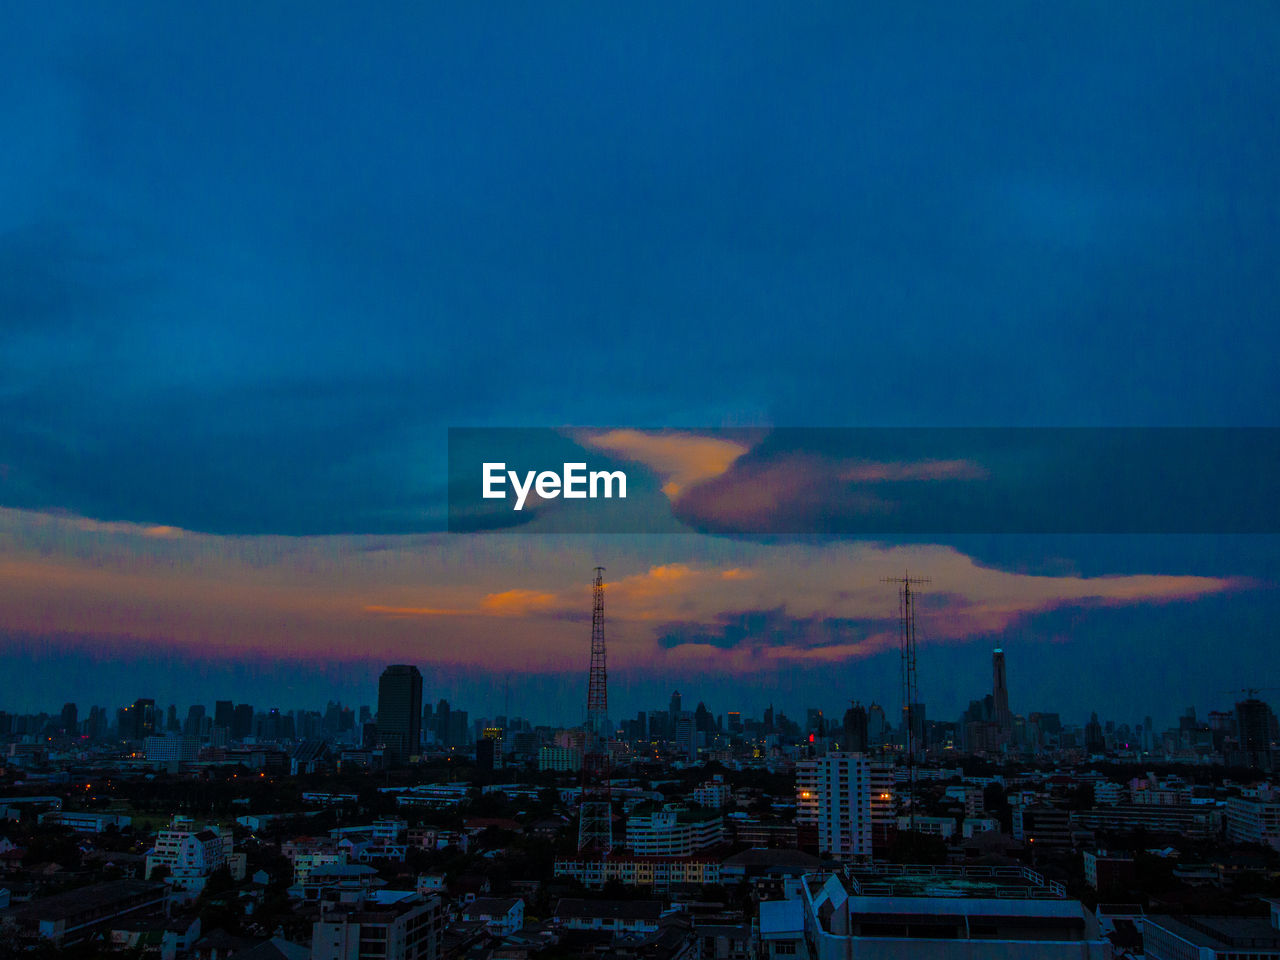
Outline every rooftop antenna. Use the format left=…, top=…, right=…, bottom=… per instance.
left=884, top=571, right=929, bottom=833
left=578, top=567, right=612, bottom=853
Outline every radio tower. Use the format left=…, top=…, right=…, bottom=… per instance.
left=578, top=567, right=613, bottom=852
left=884, top=571, right=929, bottom=832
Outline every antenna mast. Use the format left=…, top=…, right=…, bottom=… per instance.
left=884, top=571, right=929, bottom=833
left=578, top=567, right=613, bottom=852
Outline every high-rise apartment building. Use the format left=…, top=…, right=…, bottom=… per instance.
left=797, top=752, right=872, bottom=861
left=377, top=665, right=423, bottom=762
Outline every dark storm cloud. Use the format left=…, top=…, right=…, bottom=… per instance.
left=656, top=608, right=879, bottom=653
left=670, top=429, right=1280, bottom=536
left=1, top=3, right=1278, bottom=534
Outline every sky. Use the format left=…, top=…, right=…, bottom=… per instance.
left=1, top=3, right=1278, bottom=730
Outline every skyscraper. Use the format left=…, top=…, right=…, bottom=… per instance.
left=232, top=703, right=254, bottom=740
left=60, top=702, right=78, bottom=736
left=377, top=665, right=423, bottom=762
left=993, top=647, right=1011, bottom=733
left=214, top=700, right=234, bottom=733
left=843, top=702, right=869, bottom=752
left=127, top=698, right=156, bottom=740
left=1234, top=698, right=1278, bottom=770
left=866, top=702, right=887, bottom=746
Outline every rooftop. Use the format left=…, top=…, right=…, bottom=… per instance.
left=836, top=863, right=1068, bottom=900
left=555, top=899, right=664, bottom=921
left=1149, top=915, right=1280, bottom=950
left=2, top=880, right=165, bottom=923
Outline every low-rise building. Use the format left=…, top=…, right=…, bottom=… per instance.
left=1145, top=907, right=1280, bottom=960
left=553, top=899, right=666, bottom=935
left=38, top=811, right=132, bottom=834
left=310, top=891, right=442, bottom=960
left=625, top=807, right=725, bottom=857
left=459, top=897, right=523, bottom=936
left=692, top=777, right=732, bottom=810
left=554, top=855, right=721, bottom=890
left=1083, top=849, right=1136, bottom=892
left=791, top=865, right=1108, bottom=959
left=1226, top=789, right=1280, bottom=851
left=0, top=880, right=166, bottom=945
left=145, top=818, right=230, bottom=898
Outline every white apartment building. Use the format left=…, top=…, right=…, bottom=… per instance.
left=692, top=776, right=732, bottom=810
left=145, top=818, right=230, bottom=897
left=796, top=759, right=820, bottom=828
left=625, top=808, right=725, bottom=857
left=897, top=815, right=956, bottom=840
left=537, top=746, right=581, bottom=772
left=798, top=752, right=873, bottom=860
left=1226, top=787, right=1280, bottom=852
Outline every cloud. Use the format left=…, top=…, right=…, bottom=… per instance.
left=365, top=588, right=560, bottom=619
left=842, top=459, right=987, bottom=483
left=579, top=429, right=753, bottom=499
left=0, top=507, right=1248, bottom=683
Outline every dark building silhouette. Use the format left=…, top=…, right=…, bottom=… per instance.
left=377, top=664, right=423, bottom=762
left=993, top=647, right=1011, bottom=733
left=122, top=698, right=156, bottom=740
left=60, top=702, right=78, bottom=737
left=1234, top=698, right=1279, bottom=770
left=184, top=705, right=206, bottom=738
left=843, top=702, right=868, bottom=752
left=1085, top=712, right=1105, bottom=754
left=214, top=700, right=234, bottom=732
left=233, top=703, right=255, bottom=740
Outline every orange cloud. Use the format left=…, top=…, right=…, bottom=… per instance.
left=842, top=459, right=986, bottom=482
left=0, top=506, right=1248, bottom=676
left=579, top=429, right=753, bottom=499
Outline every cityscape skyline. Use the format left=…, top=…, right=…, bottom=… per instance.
left=4, top=5, right=1280, bottom=955
left=4, top=2, right=1279, bottom=730
left=2, top=635, right=1270, bottom=742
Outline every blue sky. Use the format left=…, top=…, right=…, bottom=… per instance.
left=1, top=3, right=1278, bottom=727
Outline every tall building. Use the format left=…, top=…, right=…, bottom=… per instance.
left=232, top=703, right=255, bottom=740
left=842, top=702, right=868, bottom=752
left=183, top=705, right=206, bottom=738
left=1234, top=698, right=1278, bottom=770
left=122, top=698, right=156, bottom=740
left=214, top=700, right=234, bottom=733
left=434, top=699, right=450, bottom=745
left=377, top=665, right=423, bottom=762
left=867, top=702, right=887, bottom=746
left=476, top=738, right=497, bottom=771
left=798, top=752, right=872, bottom=861
left=993, top=647, right=1011, bottom=732
left=1085, top=712, right=1105, bottom=754
left=59, top=703, right=78, bottom=737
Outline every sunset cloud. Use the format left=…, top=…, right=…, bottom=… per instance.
left=579, top=429, right=754, bottom=499
left=0, top=507, right=1242, bottom=683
